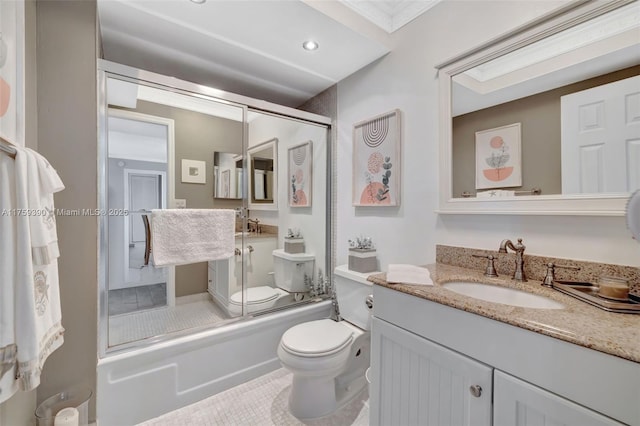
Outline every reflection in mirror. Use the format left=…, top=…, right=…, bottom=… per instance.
left=244, top=110, right=329, bottom=318
left=213, top=152, right=242, bottom=199
left=104, top=76, right=246, bottom=348
left=106, top=108, right=173, bottom=327
left=450, top=1, right=640, bottom=200
left=101, top=73, right=330, bottom=353
left=248, top=138, right=277, bottom=208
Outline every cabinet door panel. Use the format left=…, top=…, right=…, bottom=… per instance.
left=494, top=371, right=624, bottom=426
left=371, top=318, right=492, bottom=426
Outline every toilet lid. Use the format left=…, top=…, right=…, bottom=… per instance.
left=281, top=319, right=353, bottom=358
left=229, top=286, right=280, bottom=306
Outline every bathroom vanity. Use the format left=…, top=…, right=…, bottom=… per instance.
left=368, top=264, right=640, bottom=426
left=208, top=233, right=277, bottom=314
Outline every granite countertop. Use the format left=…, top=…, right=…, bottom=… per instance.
left=369, top=263, right=640, bottom=363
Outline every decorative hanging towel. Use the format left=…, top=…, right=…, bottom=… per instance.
left=10, top=147, right=65, bottom=394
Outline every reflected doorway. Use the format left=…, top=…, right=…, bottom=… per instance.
left=107, top=108, right=175, bottom=317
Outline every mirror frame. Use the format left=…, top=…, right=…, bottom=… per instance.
left=248, top=137, right=278, bottom=210
left=436, top=0, right=635, bottom=216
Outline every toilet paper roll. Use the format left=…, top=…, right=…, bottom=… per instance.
left=54, top=407, right=79, bottom=426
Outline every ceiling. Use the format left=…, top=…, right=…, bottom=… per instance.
left=98, top=0, right=439, bottom=107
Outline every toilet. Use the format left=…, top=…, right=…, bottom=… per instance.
left=277, top=264, right=374, bottom=420
left=227, top=249, right=315, bottom=316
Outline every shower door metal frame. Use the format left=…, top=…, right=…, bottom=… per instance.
left=97, top=60, right=333, bottom=357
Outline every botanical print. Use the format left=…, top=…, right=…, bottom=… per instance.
left=475, top=123, right=522, bottom=190
left=288, top=141, right=312, bottom=207
left=361, top=152, right=392, bottom=204
left=353, top=110, right=401, bottom=206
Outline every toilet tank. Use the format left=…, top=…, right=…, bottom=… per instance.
left=334, top=264, right=376, bottom=330
left=272, top=249, right=315, bottom=293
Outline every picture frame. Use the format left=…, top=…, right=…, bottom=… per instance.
left=475, top=123, right=522, bottom=190
left=0, top=2, right=25, bottom=146
left=181, top=159, right=206, bottom=184
left=352, top=109, right=401, bottom=206
left=288, top=140, right=312, bottom=207
left=220, top=169, right=231, bottom=198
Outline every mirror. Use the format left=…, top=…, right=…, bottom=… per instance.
left=437, top=0, right=640, bottom=215
left=213, top=151, right=243, bottom=199
left=248, top=138, right=278, bottom=209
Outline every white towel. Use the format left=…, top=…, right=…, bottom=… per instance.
left=387, top=264, right=433, bottom=286
left=13, top=147, right=65, bottom=392
left=26, top=148, right=64, bottom=265
left=151, top=209, right=235, bottom=266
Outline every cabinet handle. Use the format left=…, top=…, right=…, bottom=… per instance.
left=469, top=385, right=482, bottom=397
left=365, top=295, right=373, bottom=310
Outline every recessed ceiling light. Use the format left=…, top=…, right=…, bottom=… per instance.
left=190, top=0, right=206, bottom=4
left=302, top=40, right=319, bottom=51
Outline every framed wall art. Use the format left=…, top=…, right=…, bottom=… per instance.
left=352, top=109, right=401, bottom=206
left=288, top=140, right=312, bottom=207
left=475, top=123, right=522, bottom=190
left=0, top=1, right=25, bottom=146
left=181, top=159, right=206, bottom=184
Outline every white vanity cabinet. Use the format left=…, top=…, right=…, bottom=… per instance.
left=207, top=236, right=277, bottom=308
left=493, top=371, right=622, bottom=426
left=372, top=318, right=492, bottom=426
left=371, top=285, right=639, bottom=426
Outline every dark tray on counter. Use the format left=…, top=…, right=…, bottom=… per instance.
left=552, top=281, right=640, bottom=314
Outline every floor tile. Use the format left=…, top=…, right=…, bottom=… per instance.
left=137, top=368, right=369, bottom=426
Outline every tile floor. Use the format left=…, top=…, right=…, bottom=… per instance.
left=138, top=368, right=369, bottom=426
left=108, top=283, right=167, bottom=315
left=108, top=293, right=230, bottom=346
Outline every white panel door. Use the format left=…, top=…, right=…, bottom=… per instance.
left=494, top=370, right=624, bottom=426
left=370, top=318, right=492, bottom=426
left=561, top=75, right=640, bottom=194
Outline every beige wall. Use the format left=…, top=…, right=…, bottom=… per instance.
left=116, top=100, right=243, bottom=296
left=35, top=0, right=98, bottom=419
left=24, top=0, right=37, bottom=150
left=452, top=66, right=640, bottom=197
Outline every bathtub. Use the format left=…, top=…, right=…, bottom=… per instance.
left=96, top=300, right=331, bottom=425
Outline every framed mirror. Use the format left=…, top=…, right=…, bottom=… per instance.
left=436, top=0, right=640, bottom=215
left=248, top=138, right=278, bottom=210
left=213, top=151, right=243, bottom=199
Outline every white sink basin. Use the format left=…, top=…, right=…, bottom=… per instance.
left=442, top=281, right=564, bottom=309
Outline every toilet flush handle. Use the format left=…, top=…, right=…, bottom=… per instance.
left=365, top=295, right=373, bottom=310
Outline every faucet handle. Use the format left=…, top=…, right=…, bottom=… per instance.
left=472, top=254, right=498, bottom=278
left=542, top=262, right=581, bottom=287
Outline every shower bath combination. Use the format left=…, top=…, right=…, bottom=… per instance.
left=96, top=60, right=334, bottom=424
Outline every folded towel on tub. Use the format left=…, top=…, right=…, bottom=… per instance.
left=151, top=209, right=235, bottom=266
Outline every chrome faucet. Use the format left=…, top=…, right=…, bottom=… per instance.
left=498, top=238, right=527, bottom=282
left=247, top=218, right=260, bottom=233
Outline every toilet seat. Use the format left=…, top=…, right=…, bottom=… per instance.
left=281, top=319, right=354, bottom=358
left=229, top=286, right=281, bottom=307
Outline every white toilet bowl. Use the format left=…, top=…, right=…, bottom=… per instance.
left=226, top=250, right=315, bottom=316
left=277, top=265, right=375, bottom=420
left=277, top=319, right=369, bottom=420
left=227, top=286, right=289, bottom=316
